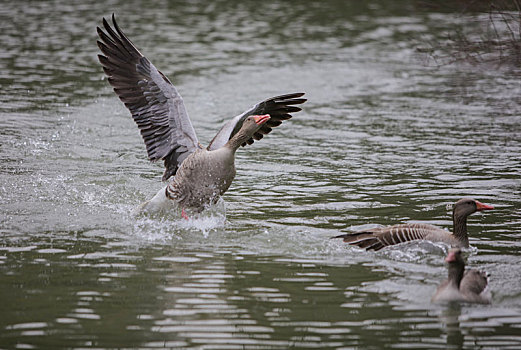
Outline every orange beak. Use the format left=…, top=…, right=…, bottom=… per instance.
left=445, top=252, right=456, bottom=263
left=445, top=249, right=459, bottom=263
left=475, top=200, right=494, bottom=211
left=253, top=114, right=270, bottom=125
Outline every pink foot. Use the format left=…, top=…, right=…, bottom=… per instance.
left=181, top=209, right=189, bottom=220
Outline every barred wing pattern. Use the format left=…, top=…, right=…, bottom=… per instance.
left=97, top=15, right=201, bottom=181
left=333, top=223, right=441, bottom=251
left=207, top=93, right=306, bottom=151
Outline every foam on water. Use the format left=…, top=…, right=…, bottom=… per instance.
left=130, top=198, right=228, bottom=242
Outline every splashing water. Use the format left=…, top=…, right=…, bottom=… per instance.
left=1, top=2, right=521, bottom=349
left=131, top=198, right=227, bottom=241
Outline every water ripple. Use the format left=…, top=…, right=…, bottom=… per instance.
left=1, top=1, right=520, bottom=349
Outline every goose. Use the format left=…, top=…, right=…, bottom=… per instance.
left=96, top=15, right=306, bottom=216
left=333, top=198, right=494, bottom=251
left=432, top=248, right=491, bottom=304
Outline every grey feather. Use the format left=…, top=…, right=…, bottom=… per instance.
left=97, top=15, right=201, bottom=181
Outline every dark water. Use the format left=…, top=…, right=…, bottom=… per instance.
left=1, top=1, right=521, bottom=349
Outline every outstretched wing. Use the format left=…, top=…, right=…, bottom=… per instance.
left=97, top=14, right=201, bottom=181
left=332, top=223, right=438, bottom=251
left=207, top=93, right=306, bottom=151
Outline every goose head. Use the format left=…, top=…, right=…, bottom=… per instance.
left=242, top=114, right=270, bottom=136
left=445, top=248, right=464, bottom=264
left=225, top=114, right=271, bottom=150
left=453, top=198, right=494, bottom=219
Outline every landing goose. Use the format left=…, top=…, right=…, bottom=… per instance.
left=432, top=248, right=491, bottom=304
left=96, top=15, right=306, bottom=215
left=333, top=198, right=494, bottom=251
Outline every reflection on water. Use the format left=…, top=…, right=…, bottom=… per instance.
left=2, top=247, right=521, bottom=348
left=1, top=0, right=521, bottom=349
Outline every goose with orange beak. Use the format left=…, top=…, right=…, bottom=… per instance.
left=333, top=198, right=494, bottom=250
left=432, top=248, right=491, bottom=304
left=96, top=15, right=306, bottom=215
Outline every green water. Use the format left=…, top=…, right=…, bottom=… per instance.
left=1, top=1, right=521, bottom=349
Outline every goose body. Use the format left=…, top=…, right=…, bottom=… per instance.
left=333, top=198, right=494, bottom=251
left=432, top=248, right=491, bottom=304
left=97, top=15, right=306, bottom=214
left=166, top=147, right=236, bottom=210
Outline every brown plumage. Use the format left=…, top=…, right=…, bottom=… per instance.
left=96, top=15, right=306, bottom=214
left=432, top=248, right=491, bottom=304
left=333, top=198, right=494, bottom=251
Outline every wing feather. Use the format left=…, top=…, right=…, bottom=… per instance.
left=207, top=93, right=306, bottom=150
left=97, top=14, right=201, bottom=181
left=332, top=223, right=440, bottom=251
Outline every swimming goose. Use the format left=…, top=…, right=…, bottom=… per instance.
left=96, top=15, right=306, bottom=215
left=432, top=248, right=491, bottom=304
left=333, top=198, right=494, bottom=251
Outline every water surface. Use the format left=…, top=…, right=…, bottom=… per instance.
left=1, top=1, right=521, bottom=349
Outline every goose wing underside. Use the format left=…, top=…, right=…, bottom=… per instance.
left=207, top=93, right=306, bottom=151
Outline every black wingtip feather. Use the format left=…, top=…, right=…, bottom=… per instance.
left=112, top=13, right=122, bottom=33
left=98, top=54, right=109, bottom=65
left=102, top=17, right=111, bottom=31
left=266, top=120, right=282, bottom=127
left=284, top=98, right=307, bottom=105
left=284, top=106, right=302, bottom=113
left=275, top=92, right=305, bottom=100
left=277, top=114, right=292, bottom=120
left=260, top=126, right=272, bottom=134
left=101, top=16, right=127, bottom=52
